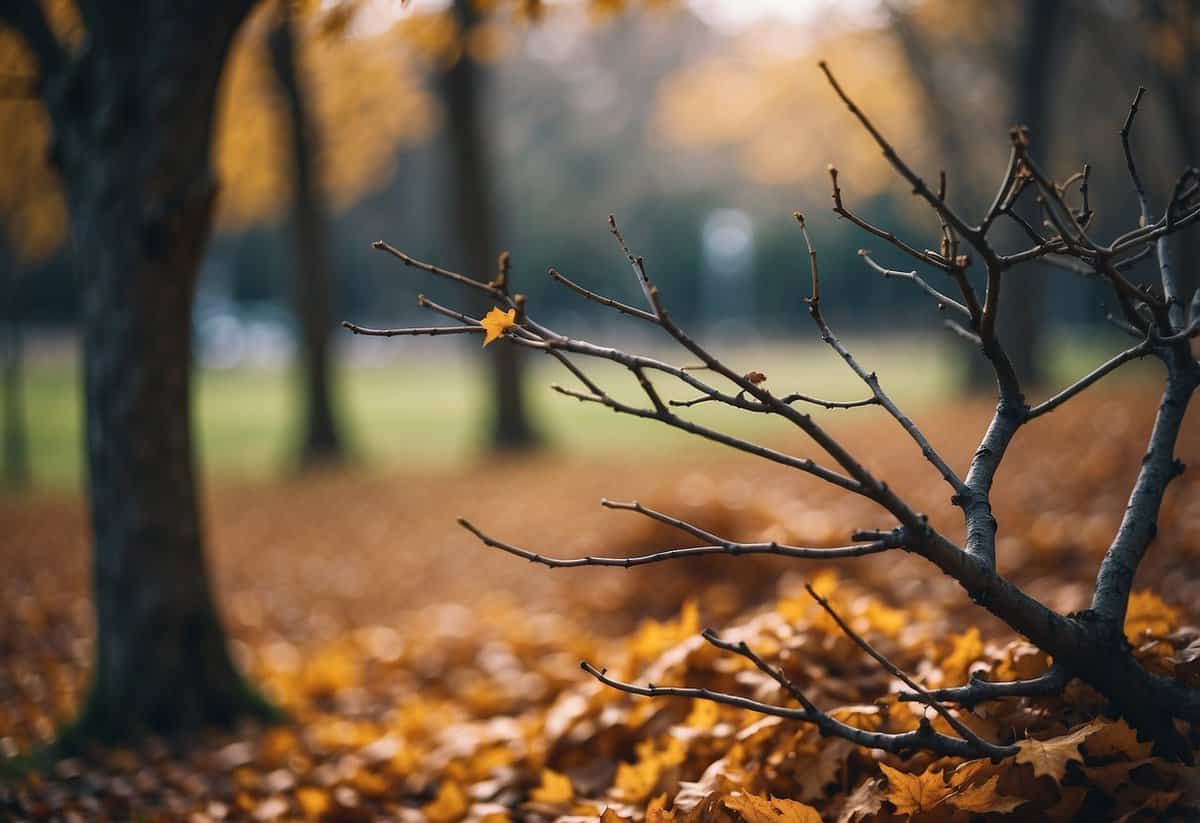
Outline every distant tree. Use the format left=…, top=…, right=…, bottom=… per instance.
left=0, top=0, right=274, bottom=744
left=0, top=32, right=67, bottom=492
left=267, top=3, right=345, bottom=466
left=440, top=0, right=541, bottom=450
left=889, top=0, right=1071, bottom=388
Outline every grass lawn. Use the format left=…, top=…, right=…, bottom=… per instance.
left=8, top=332, right=1151, bottom=491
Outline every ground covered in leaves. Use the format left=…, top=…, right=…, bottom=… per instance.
left=2, top=387, right=1200, bottom=821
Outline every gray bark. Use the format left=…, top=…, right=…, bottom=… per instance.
left=1, top=0, right=275, bottom=744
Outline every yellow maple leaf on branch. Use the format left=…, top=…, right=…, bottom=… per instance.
left=480, top=306, right=517, bottom=346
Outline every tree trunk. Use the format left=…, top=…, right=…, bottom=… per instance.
left=20, top=0, right=275, bottom=745
left=267, top=8, right=346, bottom=468
left=984, top=0, right=1067, bottom=389
left=1147, top=0, right=1199, bottom=311
left=1, top=249, right=30, bottom=491
left=441, top=0, right=540, bottom=451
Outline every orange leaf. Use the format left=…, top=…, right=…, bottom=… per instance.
left=422, top=781, right=469, bottom=823
left=721, top=791, right=821, bottom=822
left=878, top=763, right=952, bottom=816
left=529, top=768, right=574, bottom=805
left=480, top=306, right=516, bottom=346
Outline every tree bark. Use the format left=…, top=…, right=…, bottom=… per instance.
left=2, top=0, right=276, bottom=745
left=441, top=0, right=540, bottom=451
left=267, top=7, right=347, bottom=468
left=1, top=248, right=30, bottom=491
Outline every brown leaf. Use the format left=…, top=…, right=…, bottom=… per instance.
left=946, top=775, right=1025, bottom=814
left=1015, top=721, right=1103, bottom=781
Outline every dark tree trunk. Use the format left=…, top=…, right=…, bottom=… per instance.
left=267, top=8, right=346, bottom=468
left=2, top=0, right=275, bottom=745
left=1147, top=0, right=1199, bottom=310
left=1, top=249, right=30, bottom=491
left=441, top=0, right=540, bottom=451
left=984, top=0, right=1067, bottom=389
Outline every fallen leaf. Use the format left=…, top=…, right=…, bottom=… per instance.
left=879, top=763, right=953, bottom=816
left=423, top=781, right=469, bottom=823
left=721, top=791, right=821, bottom=822
left=529, top=768, right=574, bottom=805
left=947, top=774, right=1025, bottom=814
left=1015, top=721, right=1103, bottom=781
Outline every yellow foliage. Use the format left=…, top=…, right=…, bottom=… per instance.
left=1124, top=590, right=1181, bottom=641
left=214, top=6, right=435, bottom=232
left=652, top=29, right=926, bottom=191
left=480, top=306, right=517, bottom=346
left=422, top=780, right=470, bottom=823
left=529, top=768, right=574, bottom=804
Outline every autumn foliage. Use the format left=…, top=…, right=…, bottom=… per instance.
left=2, top=392, right=1198, bottom=820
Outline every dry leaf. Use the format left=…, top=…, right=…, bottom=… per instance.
left=480, top=306, right=516, bottom=346
left=721, top=791, right=821, bottom=823
left=1015, top=721, right=1104, bottom=781
left=879, top=763, right=953, bottom=816
left=529, top=768, right=574, bottom=805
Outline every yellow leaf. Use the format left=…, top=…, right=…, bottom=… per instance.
left=296, top=786, right=331, bottom=818
left=879, top=763, right=952, bottom=816
left=721, top=791, right=821, bottom=822
left=480, top=306, right=516, bottom=346
left=685, top=698, right=720, bottom=730
left=614, top=758, right=662, bottom=803
left=422, top=781, right=469, bottom=823
left=1015, top=721, right=1104, bottom=781
left=529, top=768, right=574, bottom=805
left=1124, top=591, right=1181, bottom=641
left=941, top=626, right=984, bottom=684
left=947, top=774, right=1026, bottom=814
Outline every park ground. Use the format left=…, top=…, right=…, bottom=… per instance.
left=2, top=341, right=1199, bottom=820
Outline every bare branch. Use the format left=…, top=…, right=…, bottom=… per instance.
left=548, top=267, right=658, bottom=323
left=859, top=250, right=971, bottom=319
left=899, top=665, right=1070, bottom=709
left=341, top=321, right=481, bottom=339
left=798, top=214, right=968, bottom=495
left=805, top=584, right=1009, bottom=758
left=1026, top=338, right=1154, bottom=420
left=459, top=514, right=902, bottom=568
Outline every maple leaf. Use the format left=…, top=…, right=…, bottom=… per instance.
left=721, top=791, right=821, bottom=823
left=836, top=778, right=885, bottom=823
left=879, top=763, right=953, bottom=816
left=480, top=306, right=516, bottom=346
left=946, top=774, right=1025, bottom=814
left=530, top=768, right=574, bottom=805
left=1015, top=721, right=1104, bottom=780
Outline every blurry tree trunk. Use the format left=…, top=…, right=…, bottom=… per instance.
left=1, top=0, right=274, bottom=745
left=1, top=248, right=30, bottom=491
left=890, top=0, right=1067, bottom=390
left=441, top=0, right=540, bottom=450
left=988, top=0, right=1066, bottom=390
left=267, top=7, right=346, bottom=468
left=1146, top=0, right=1199, bottom=310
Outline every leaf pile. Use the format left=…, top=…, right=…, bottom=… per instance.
left=1, top=387, right=1198, bottom=820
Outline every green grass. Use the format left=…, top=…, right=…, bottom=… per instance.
left=5, top=332, right=1154, bottom=492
